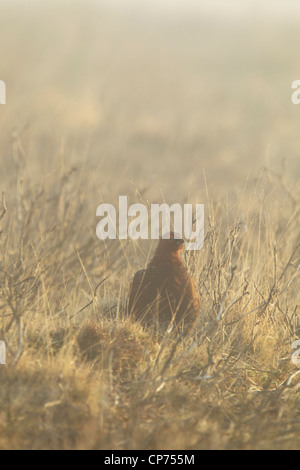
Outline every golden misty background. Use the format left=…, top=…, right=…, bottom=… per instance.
left=0, top=0, right=300, bottom=201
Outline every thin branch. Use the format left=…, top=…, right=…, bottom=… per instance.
left=0, top=191, right=7, bottom=223
left=69, top=276, right=109, bottom=319
left=216, top=266, right=236, bottom=321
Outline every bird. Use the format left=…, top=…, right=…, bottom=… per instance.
left=127, top=232, right=200, bottom=333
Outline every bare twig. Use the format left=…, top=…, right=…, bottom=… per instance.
left=216, top=266, right=236, bottom=321
left=69, top=276, right=109, bottom=319
left=0, top=191, right=7, bottom=224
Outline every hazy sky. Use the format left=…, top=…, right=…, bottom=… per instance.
left=3, top=0, right=300, bottom=17
left=94, top=0, right=300, bottom=18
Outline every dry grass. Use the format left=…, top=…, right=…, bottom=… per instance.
left=0, top=1, right=300, bottom=450
left=0, top=156, right=299, bottom=450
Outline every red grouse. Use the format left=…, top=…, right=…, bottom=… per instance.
left=128, top=232, right=200, bottom=331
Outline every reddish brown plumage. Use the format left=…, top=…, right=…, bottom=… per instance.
left=128, top=233, right=200, bottom=331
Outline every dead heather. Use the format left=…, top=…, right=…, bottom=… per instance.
left=0, top=151, right=299, bottom=450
